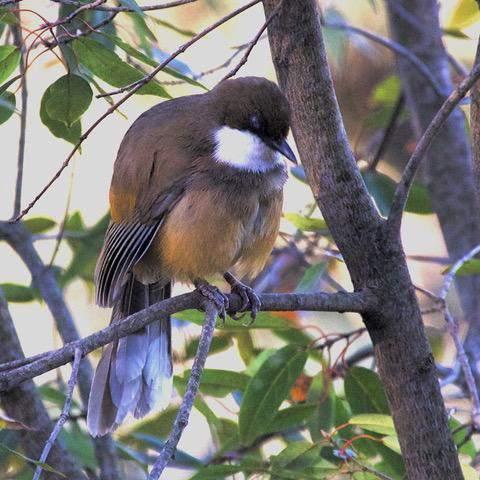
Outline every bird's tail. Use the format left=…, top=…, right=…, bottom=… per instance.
left=87, top=274, right=173, bottom=437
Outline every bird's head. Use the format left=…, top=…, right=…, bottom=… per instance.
left=210, top=77, right=297, bottom=171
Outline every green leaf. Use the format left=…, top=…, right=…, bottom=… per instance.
left=45, top=74, right=92, bottom=127
left=0, top=8, right=18, bottom=25
left=284, top=212, right=327, bottom=232
left=62, top=213, right=109, bottom=285
left=362, top=171, right=432, bottom=216
left=188, top=464, right=247, bottom=479
left=0, top=91, right=15, bottom=125
left=40, top=83, right=81, bottom=145
left=119, top=0, right=143, bottom=14
left=177, top=309, right=292, bottom=330
left=0, top=283, right=35, bottom=303
left=296, top=263, right=328, bottom=293
left=38, top=385, right=81, bottom=410
left=72, top=37, right=169, bottom=97
left=150, top=17, right=196, bottom=37
left=185, top=333, right=232, bottom=359
left=349, top=414, right=396, bottom=436
left=307, top=374, right=336, bottom=440
left=0, top=46, right=20, bottom=84
left=450, top=418, right=477, bottom=459
left=271, top=441, right=319, bottom=470
left=451, top=258, right=480, bottom=276
left=181, top=369, right=250, bottom=397
left=344, top=367, right=389, bottom=414
left=59, top=423, right=97, bottom=469
left=265, top=403, right=317, bottom=434
left=23, top=217, right=56, bottom=234
left=119, top=407, right=178, bottom=448
left=382, top=435, right=401, bottom=454
left=239, top=345, right=308, bottom=446
left=100, top=32, right=207, bottom=90
left=0, top=443, right=66, bottom=476
left=447, top=0, right=480, bottom=30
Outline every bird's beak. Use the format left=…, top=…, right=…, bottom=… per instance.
left=271, top=138, right=297, bottom=164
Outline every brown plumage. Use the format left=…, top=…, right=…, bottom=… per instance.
left=87, top=76, right=295, bottom=436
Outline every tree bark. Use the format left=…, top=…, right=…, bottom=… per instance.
left=0, top=222, right=119, bottom=479
left=262, top=0, right=463, bottom=478
left=0, top=291, right=87, bottom=480
left=386, top=0, right=480, bottom=387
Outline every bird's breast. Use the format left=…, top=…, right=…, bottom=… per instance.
left=136, top=175, right=283, bottom=284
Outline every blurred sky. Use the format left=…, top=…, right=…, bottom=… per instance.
left=0, top=0, right=477, bottom=477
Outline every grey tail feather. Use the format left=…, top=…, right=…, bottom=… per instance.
left=87, top=274, right=173, bottom=437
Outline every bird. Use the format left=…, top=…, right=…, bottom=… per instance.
left=86, top=76, right=297, bottom=436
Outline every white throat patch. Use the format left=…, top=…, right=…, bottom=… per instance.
left=213, top=126, right=283, bottom=172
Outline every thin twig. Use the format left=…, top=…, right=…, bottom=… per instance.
left=323, top=21, right=445, bottom=98
left=148, top=302, right=218, bottom=479
left=368, top=92, right=404, bottom=171
left=12, top=0, right=261, bottom=221
left=439, top=244, right=480, bottom=428
left=0, top=287, right=372, bottom=392
left=387, top=63, right=480, bottom=236
left=40, top=0, right=106, bottom=30
left=32, top=348, right=83, bottom=480
left=50, top=0, right=198, bottom=12
left=221, top=0, right=282, bottom=81
left=11, top=15, right=27, bottom=218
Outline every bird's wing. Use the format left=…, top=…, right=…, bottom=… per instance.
left=96, top=98, right=202, bottom=307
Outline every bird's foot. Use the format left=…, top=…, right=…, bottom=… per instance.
left=224, top=272, right=261, bottom=323
left=194, top=280, right=229, bottom=321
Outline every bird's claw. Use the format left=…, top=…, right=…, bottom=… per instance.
left=229, top=280, right=261, bottom=323
left=195, top=282, right=229, bottom=321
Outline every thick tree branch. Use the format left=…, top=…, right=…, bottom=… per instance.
left=148, top=302, right=219, bottom=479
left=0, top=288, right=371, bottom=392
left=12, top=0, right=261, bottom=221
left=262, top=0, right=463, bottom=477
left=387, top=62, right=480, bottom=235
left=387, top=1, right=480, bottom=400
left=0, top=290, right=86, bottom=480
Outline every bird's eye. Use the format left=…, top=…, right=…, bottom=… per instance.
left=250, top=114, right=261, bottom=131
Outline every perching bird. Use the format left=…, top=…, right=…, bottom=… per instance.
left=87, top=76, right=296, bottom=436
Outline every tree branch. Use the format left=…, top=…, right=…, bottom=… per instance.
left=0, top=289, right=371, bottom=392
left=33, top=348, right=83, bottom=480
left=0, top=290, right=86, bottom=479
left=11, top=16, right=27, bottom=218
left=323, top=21, right=444, bottom=98
left=221, top=0, right=282, bottom=81
left=0, top=221, right=120, bottom=478
left=386, top=62, right=480, bottom=236
left=148, top=302, right=219, bottom=479
left=50, top=0, right=198, bottom=12
left=12, top=0, right=261, bottom=222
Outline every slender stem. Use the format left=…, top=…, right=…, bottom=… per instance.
left=387, top=63, right=480, bottom=236
left=50, top=0, right=198, bottom=12
left=11, top=15, right=27, bottom=218
left=32, top=348, right=83, bottom=480
left=148, top=303, right=218, bottom=479
left=323, top=21, right=444, bottom=97
left=368, top=93, right=404, bottom=171
left=222, top=0, right=282, bottom=81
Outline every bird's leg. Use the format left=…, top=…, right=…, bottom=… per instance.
left=223, top=271, right=261, bottom=322
left=194, top=279, right=229, bottom=321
